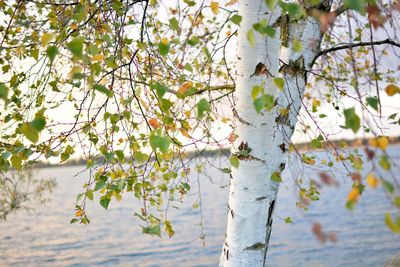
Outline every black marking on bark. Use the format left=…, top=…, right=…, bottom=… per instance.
left=233, top=152, right=266, bottom=163
left=256, top=196, right=267, bottom=201
left=244, top=187, right=248, bottom=190
left=279, top=143, right=286, bottom=153
left=279, top=56, right=305, bottom=76
left=262, top=200, right=276, bottom=265
left=280, top=15, right=289, bottom=47
left=237, top=142, right=252, bottom=159
left=279, top=163, right=286, bottom=171
left=232, top=108, right=252, bottom=126
left=250, top=62, right=272, bottom=77
left=245, top=242, right=266, bottom=251
left=275, top=113, right=290, bottom=126
left=267, top=200, right=275, bottom=227
left=228, top=204, right=235, bottom=218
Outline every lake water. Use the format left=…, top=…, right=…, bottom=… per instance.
left=1, top=145, right=400, bottom=266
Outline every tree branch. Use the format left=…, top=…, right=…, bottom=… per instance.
left=310, top=38, right=400, bottom=67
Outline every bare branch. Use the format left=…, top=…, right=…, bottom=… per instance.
left=310, top=38, right=400, bottom=68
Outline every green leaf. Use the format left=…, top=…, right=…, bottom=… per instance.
left=273, top=78, right=285, bottom=91
left=100, top=196, right=110, bottom=209
left=30, top=117, right=46, bottom=132
left=115, top=150, right=124, bottom=161
left=46, top=46, right=58, bottom=62
left=230, top=14, right=242, bottom=25
left=150, top=134, right=170, bottom=153
left=94, top=176, right=108, bottom=191
left=70, top=218, right=79, bottom=224
left=93, top=84, right=114, bottom=98
left=164, top=220, right=175, bottom=238
left=10, top=155, right=22, bottom=170
left=264, top=26, right=276, bottom=38
left=394, top=197, right=400, bottom=207
left=379, top=155, right=391, bottom=170
left=247, top=30, right=256, bottom=47
left=264, top=0, right=276, bottom=10
left=271, top=172, right=282, bottom=182
left=254, top=97, right=265, bottom=113
left=61, top=145, right=74, bottom=162
left=230, top=155, right=239, bottom=168
left=344, top=107, right=361, bottom=133
left=385, top=213, right=400, bottom=233
left=183, top=0, right=196, bottom=6
left=158, top=41, right=170, bottom=56
left=187, top=36, right=200, bottom=46
left=287, top=3, right=301, bottom=17
left=310, top=138, right=322, bottom=149
left=41, top=32, right=56, bottom=47
left=366, top=96, right=378, bottom=111
left=31, top=48, right=39, bottom=60
left=184, top=63, right=193, bottom=72
left=221, top=168, right=231, bottom=173
left=197, top=99, right=211, bottom=117
left=133, top=151, right=148, bottom=163
left=344, top=0, right=365, bottom=13
left=253, top=94, right=275, bottom=113
left=67, top=37, right=85, bottom=58
left=0, top=83, right=8, bottom=101
left=169, top=17, right=180, bottom=31
left=251, top=84, right=263, bottom=100
left=142, top=224, right=161, bottom=237
left=292, top=39, right=303, bottom=52
left=85, top=190, right=94, bottom=201
left=252, top=20, right=276, bottom=38
left=153, top=82, right=168, bottom=98
left=284, top=217, right=293, bottom=223
left=20, top=123, right=39, bottom=143
left=382, top=179, right=394, bottom=194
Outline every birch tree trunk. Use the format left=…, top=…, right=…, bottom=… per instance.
left=220, top=0, right=327, bottom=266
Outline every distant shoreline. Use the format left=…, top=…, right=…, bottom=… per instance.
left=32, top=136, right=400, bottom=169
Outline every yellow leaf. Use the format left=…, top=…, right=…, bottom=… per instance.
left=180, top=128, right=191, bottom=138
left=377, top=136, right=389, bottom=150
left=41, top=33, right=56, bottom=47
left=369, top=136, right=389, bottom=150
left=210, top=1, right=219, bottom=15
left=312, top=98, right=320, bottom=109
left=221, top=117, right=230, bottom=123
left=347, top=187, right=360, bottom=202
left=161, top=37, right=169, bottom=46
left=92, top=54, right=105, bottom=62
left=385, top=84, right=400, bottom=96
left=226, top=0, right=237, bottom=6
left=279, top=108, right=289, bottom=116
left=366, top=173, right=379, bottom=188
left=114, top=192, right=122, bottom=201
left=75, top=210, right=84, bottom=217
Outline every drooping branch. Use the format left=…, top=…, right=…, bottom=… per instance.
left=310, top=38, right=400, bottom=67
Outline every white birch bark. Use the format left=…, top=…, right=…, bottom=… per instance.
left=220, top=0, right=325, bottom=266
